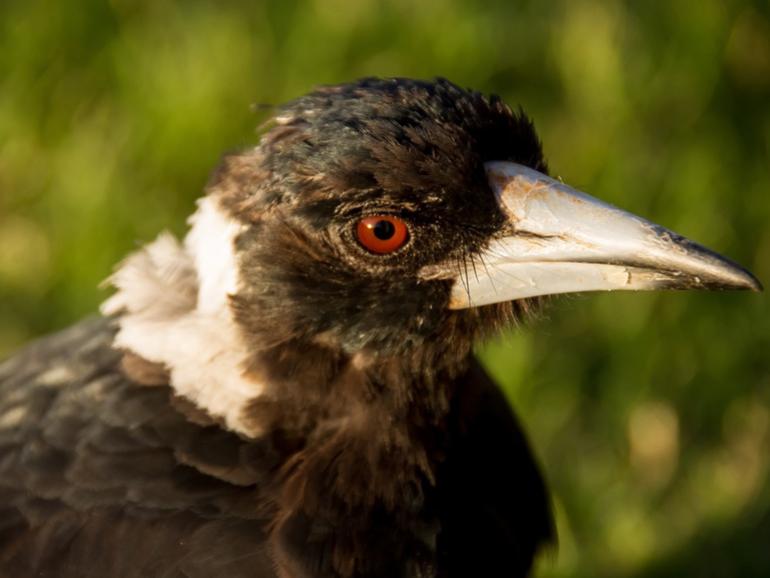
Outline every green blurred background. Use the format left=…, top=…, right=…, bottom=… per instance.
left=1, top=0, right=769, bottom=575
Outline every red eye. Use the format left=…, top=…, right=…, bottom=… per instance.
left=356, top=216, right=409, bottom=254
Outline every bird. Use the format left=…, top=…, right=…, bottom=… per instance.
left=0, top=77, right=761, bottom=578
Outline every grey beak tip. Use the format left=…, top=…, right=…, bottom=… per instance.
left=719, top=267, right=763, bottom=293
left=722, top=266, right=763, bottom=292
left=726, top=260, right=763, bottom=292
left=747, top=274, right=763, bottom=293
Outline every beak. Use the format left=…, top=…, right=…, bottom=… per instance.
left=446, top=161, right=762, bottom=309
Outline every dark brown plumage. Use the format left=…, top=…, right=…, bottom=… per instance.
left=0, top=77, right=759, bottom=578
left=0, top=317, right=551, bottom=577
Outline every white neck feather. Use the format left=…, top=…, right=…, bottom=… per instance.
left=101, top=197, right=266, bottom=437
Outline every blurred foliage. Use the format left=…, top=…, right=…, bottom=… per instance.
left=1, top=0, right=769, bottom=576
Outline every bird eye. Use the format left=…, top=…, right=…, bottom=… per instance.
left=356, top=216, right=409, bottom=254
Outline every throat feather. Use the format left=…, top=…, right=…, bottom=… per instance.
left=101, top=197, right=267, bottom=437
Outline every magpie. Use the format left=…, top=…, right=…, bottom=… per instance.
left=0, top=77, right=761, bottom=578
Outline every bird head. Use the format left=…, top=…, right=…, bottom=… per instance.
left=209, top=78, right=760, bottom=359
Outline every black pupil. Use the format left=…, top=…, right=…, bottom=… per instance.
left=373, top=220, right=396, bottom=240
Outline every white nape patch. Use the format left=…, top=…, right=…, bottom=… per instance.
left=185, top=195, right=242, bottom=315
left=102, top=197, right=266, bottom=438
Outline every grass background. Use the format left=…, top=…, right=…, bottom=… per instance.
left=1, top=0, right=769, bottom=576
